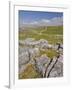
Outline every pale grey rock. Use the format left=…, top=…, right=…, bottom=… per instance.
left=29, top=47, right=40, bottom=59
left=19, top=47, right=40, bottom=74
left=48, top=44, right=53, bottom=49
left=24, top=38, right=35, bottom=45
left=38, top=39, right=48, bottom=49
left=53, top=45, right=58, bottom=50
left=35, top=55, right=63, bottom=78
left=19, top=64, right=27, bottom=74
left=58, top=54, right=63, bottom=63
left=19, top=47, right=40, bottom=67
left=48, top=55, right=63, bottom=77
left=19, top=38, right=63, bottom=78
left=19, top=50, right=30, bottom=66
left=49, top=61, right=63, bottom=77
left=20, top=38, right=49, bottom=49
left=45, top=57, right=57, bottom=77
left=35, top=54, right=50, bottom=77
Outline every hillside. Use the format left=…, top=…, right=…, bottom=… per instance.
left=19, top=26, right=63, bottom=44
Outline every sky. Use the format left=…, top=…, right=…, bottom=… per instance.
left=19, top=10, right=63, bottom=27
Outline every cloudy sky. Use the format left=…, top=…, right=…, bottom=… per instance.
left=19, top=10, right=63, bottom=27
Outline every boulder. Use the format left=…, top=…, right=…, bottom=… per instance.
left=19, top=49, right=30, bottom=66
left=49, top=61, right=63, bottom=77
left=20, top=38, right=49, bottom=49
left=35, top=54, right=50, bottom=77
left=34, top=55, right=63, bottom=78
left=19, top=47, right=40, bottom=66
left=38, top=39, right=48, bottom=49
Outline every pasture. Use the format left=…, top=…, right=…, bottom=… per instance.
left=19, top=26, right=63, bottom=44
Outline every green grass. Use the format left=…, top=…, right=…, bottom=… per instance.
left=19, top=64, right=42, bottom=79
left=40, top=49, right=58, bottom=58
left=41, top=26, right=63, bottom=35
left=19, top=26, right=63, bottom=44
left=19, top=26, right=63, bottom=79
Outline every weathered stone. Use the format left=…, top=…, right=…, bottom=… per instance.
left=49, top=61, right=63, bottom=77
left=19, top=38, right=63, bottom=78
left=45, top=57, right=57, bottom=77
left=19, top=47, right=40, bottom=67
left=38, top=39, right=48, bottom=49
left=29, top=47, right=40, bottom=59
left=58, top=54, right=63, bottom=63
left=35, top=55, right=63, bottom=78
left=19, top=50, right=30, bottom=66
left=20, top=38, right=49, bottom=50
left=35, top=54, right=50, bottom=77
left=19, top=64, right=27, bottom=74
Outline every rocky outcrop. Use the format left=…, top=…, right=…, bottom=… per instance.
left=19, top=38, right=49, bottom=49
left=49, top=61, right=63, bottom=77
left=34, top=55, right=63, bottom=78
left=19, top=38, right=63, bottom=51
left=34, top=54, right=50, bottom=77
left=19, top=38, right=63, bottom=78
left=19, top=46, right=40, bottom=74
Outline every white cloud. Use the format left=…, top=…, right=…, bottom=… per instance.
left=30, top=21, right=39, bottom=25
left=50, top=17, right=63, bottom=26
left=41, top=19, right=50, bottom=23
left=20, top=16, right=63, bottom=27
left=38, top=17, right=63, bottom=26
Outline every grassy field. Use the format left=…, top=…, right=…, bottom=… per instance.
left=19, top=26, right=63, bottom=79
left=19, top=64, right=42, bottom=79
left=19, top=26, right=63, bottom=44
